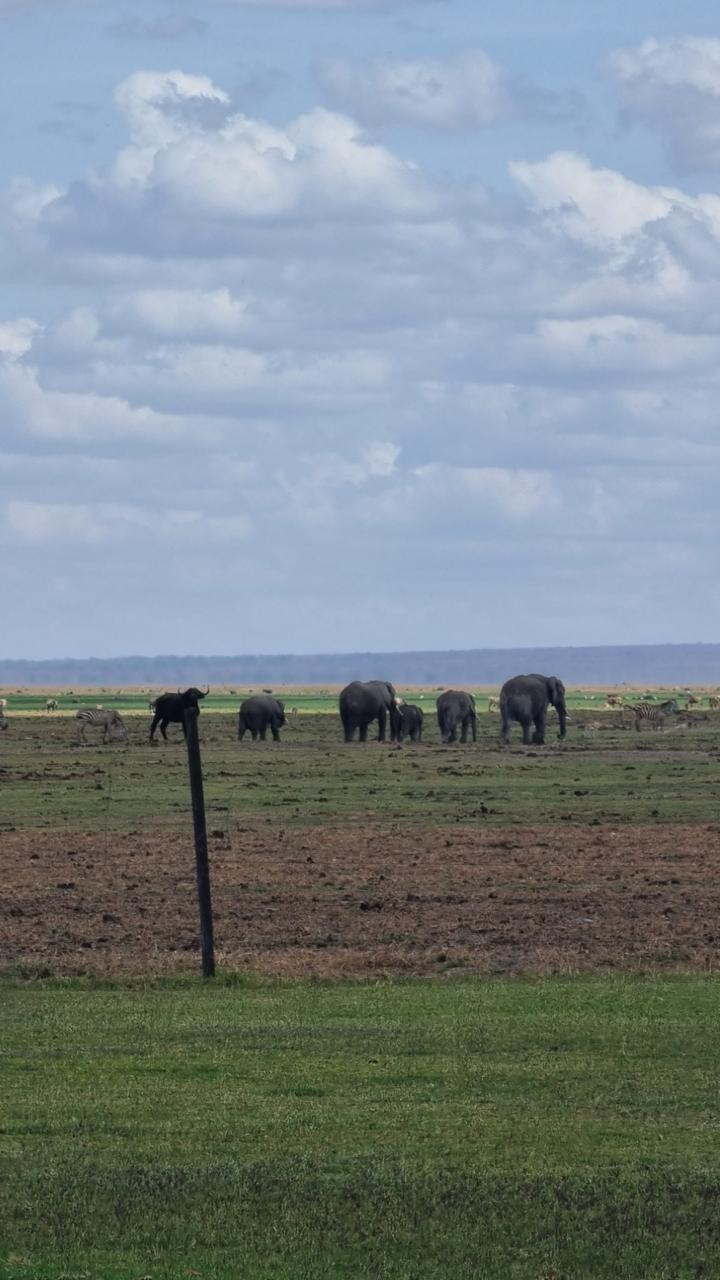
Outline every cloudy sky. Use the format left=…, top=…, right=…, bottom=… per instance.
left=3, top=0, right=720, bottom=658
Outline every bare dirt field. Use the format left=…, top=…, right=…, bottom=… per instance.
left=4, top=823, right=719, bottom=977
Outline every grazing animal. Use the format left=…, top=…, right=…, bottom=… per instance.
left=338, top=680, right=403, bottom=743
left=0, top=698, right=7, bottom=711
left=45, top=698, right=58, bottom=712
left=0, top=710, right=8, bottom=730
left=684, top=694, right=702, bottom=708
left=437, top=690, right=477, bottom=744
left=709, top=695, right=720, bottom=710
left=500, top=674, right=567, bottom=746
left=487, top=696, right=499, bottom=713
left=76, top=707, right=127, bottom=744
left=631, top=699, right=678, bottom=731
left=395, top=704, right=424, bottom=743
left=238, top=695, right=287, bottom=742
left=150, top=687, right=209, bottom=742
left=606, top=694, right=623, bottom=708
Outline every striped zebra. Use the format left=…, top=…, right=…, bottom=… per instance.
left=631, top=699, right=678, bottom=732
left=75, top=707, right=128, bottom=744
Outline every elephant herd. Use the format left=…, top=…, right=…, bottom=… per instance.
left=240, top=674, right=568, bottom=747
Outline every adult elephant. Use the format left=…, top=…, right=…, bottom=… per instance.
left=436, top=690, right=477, bottom=744
left=396, top=704, right=424, bottom=743
left=238, top=695, right=288, bottom=742
left=499, top=674, right=567, bottom=745
left=339, top=680, right=402, bottom=743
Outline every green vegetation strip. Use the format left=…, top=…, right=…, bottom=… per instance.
left=2, top=975, right=720, bottom=1278
left=3, top=711, right=720, bottom=830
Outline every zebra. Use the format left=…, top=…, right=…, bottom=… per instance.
left=45, top=698, right=58, bottom=712
left=606, top=694, right=623, bottom=708
left=631, top=699, right=679, bottom=732
left=75, top=707, right=128, bottom=744
left=0, top=710, right=7, bottom=731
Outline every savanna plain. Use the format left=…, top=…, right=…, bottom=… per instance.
left=2, top=687, right=720, bottom=1279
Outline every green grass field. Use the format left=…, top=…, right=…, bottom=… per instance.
left=3, top=687, right=720, bottom=1277
left=1, top=701, right=720, bottom=831
left=3, top=975, right=720, bottom=1279
left=3, top=683, right=717, bottom=716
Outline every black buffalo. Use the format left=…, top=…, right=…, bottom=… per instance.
left=150, top=687, right=209, bottom=741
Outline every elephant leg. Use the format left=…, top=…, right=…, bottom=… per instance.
left=238, top=718, right=246, bottom=741
left=471, top=716, right=477, bottom=742
left=271, top=724, right=280, bottom=741
left=359, top=723, right=368, bottom=742
left=377, top=708, right=387, bottom=742
left=532, top=711, right=546, bottom=745
left=521, top=717, right=533, bottom=745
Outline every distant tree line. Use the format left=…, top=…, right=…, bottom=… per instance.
left=0, top=644, right=719, bottom=687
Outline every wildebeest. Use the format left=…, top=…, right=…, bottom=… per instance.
left=150, top=687, right=209, bottom=741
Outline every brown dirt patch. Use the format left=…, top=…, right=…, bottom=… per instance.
left=2, top=823, right=720, bottom=977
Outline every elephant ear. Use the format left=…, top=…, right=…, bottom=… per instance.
left=546, top=677, right=563, bottom=705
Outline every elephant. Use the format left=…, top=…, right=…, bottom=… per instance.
left=499, top=674, right=567, bottom=745
left=396, top=704, right=424, bottom=743
left=339, top=680, right=402, bottom=743
left=238, top=695, right=288, bottom=742
left=436, top=690, right=477, bottom=744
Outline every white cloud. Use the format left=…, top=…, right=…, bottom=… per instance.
left=0, top=318, right=40, bottom=358
left=0, top=358, right=198, bottom=443
left=412, top=464, right=558, bottom=520
left=4, top=499, right=250, bottom=545
left=318, top=51, right=530, bottom=130
left=6, top=61, right=720, bottom=653
left=43, top=72, right=436, bottom=235
left=511, top=150, right=720, bottom=245
left=604, top=37, right=720, bottom=171
left=114, top=288, right=252, bottom=339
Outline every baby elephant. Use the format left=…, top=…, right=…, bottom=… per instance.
left=396, top=704, right=424, bottom=742
left=238, top=695, right=288, bottom=742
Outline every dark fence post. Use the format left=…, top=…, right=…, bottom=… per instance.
left=184, top=706, right=215, bottom=978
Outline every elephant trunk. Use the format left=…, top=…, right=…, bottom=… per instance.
left=556, top=704, right=567, bottom=738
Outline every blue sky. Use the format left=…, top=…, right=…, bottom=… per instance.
left=2, top=0, right=720, bottom=657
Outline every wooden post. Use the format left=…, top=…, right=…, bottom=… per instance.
left=184, top=706, right=215, bottom=978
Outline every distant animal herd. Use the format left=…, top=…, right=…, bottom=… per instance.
left=0, top=676, right=715, bottom=745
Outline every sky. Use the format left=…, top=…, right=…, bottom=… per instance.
left=3, top=0, right=720, bottom=658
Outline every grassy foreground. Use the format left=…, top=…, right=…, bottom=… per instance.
left=2, top=975, right=720, bottom=1278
